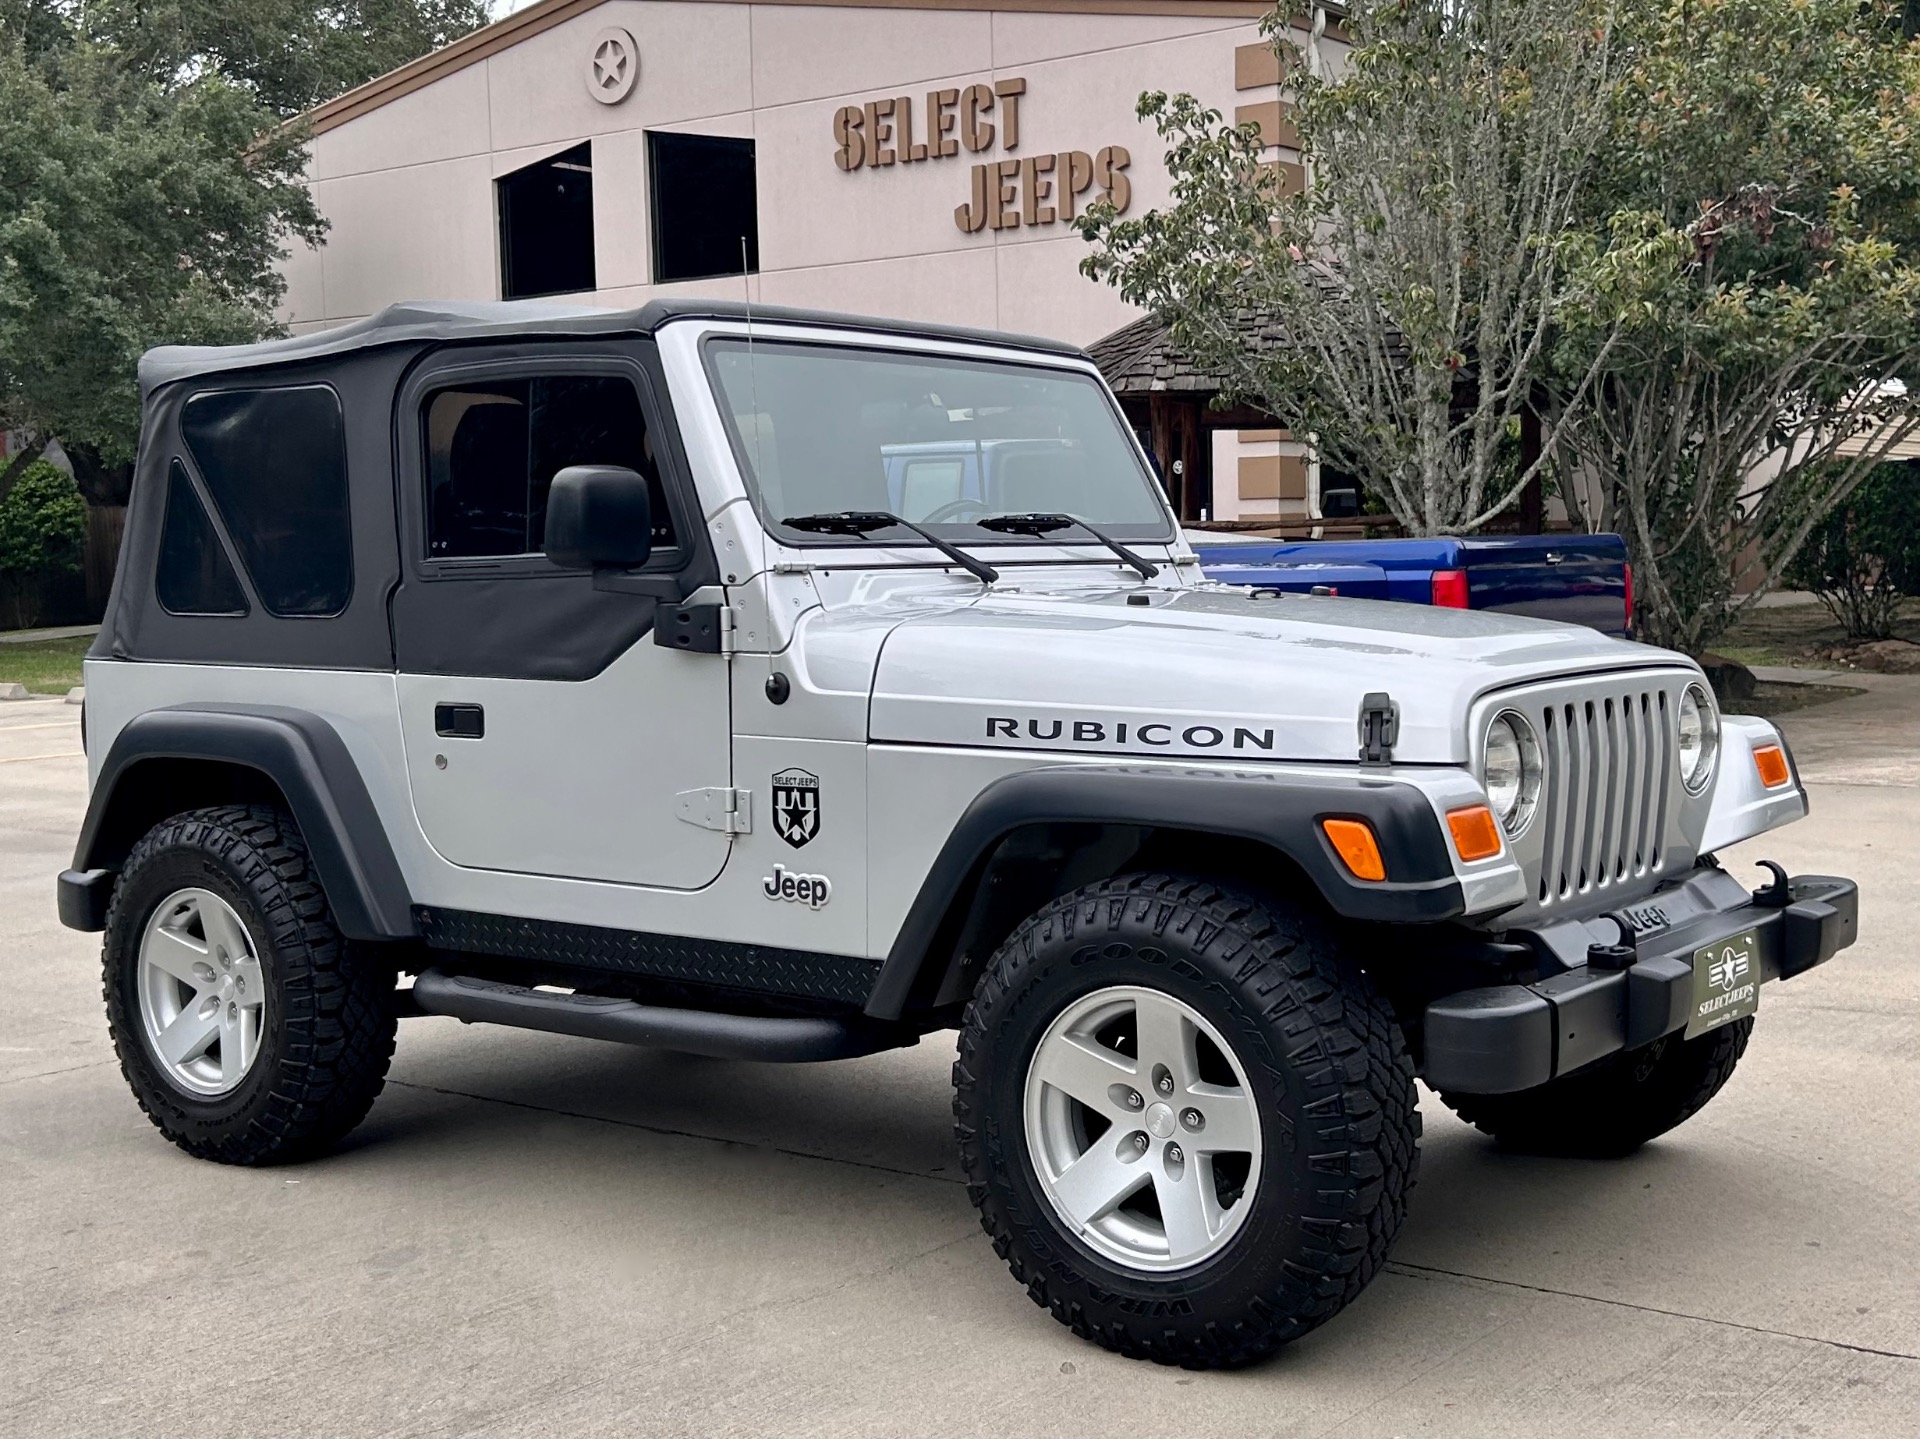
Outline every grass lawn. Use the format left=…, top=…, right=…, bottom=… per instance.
left=0, top=635, right=91, bottom=695
left=1712, top=595, right=1920, bottom=669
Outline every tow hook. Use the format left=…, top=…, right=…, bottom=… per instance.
left=1751, top=859, right=1794, bottom=908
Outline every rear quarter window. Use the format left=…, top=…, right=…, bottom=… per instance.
left=181, top=385, right=353, bottom=616
left=155, top=460, right=249, bottom=616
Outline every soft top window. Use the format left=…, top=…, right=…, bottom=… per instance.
left=181, top=384, right=353, bottom=617
left=155, top=460, right=249, bottom=617
left=421, top=374, right=676, bottom=561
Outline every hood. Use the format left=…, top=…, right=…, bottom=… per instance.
left=860, top=581, right=1686, bottom=764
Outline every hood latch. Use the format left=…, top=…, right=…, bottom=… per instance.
left=1358, top=692, right=1399, bottom=767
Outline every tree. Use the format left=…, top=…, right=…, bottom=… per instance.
left=1550, top=0, right=1920, bottom=652
left=0, top=0, right=488, bottom=506
left=75, top=0, right=492, bottom=118
left=0, top=457, right=85, bottom=626
left=1783, top=461, right=1920, bottom=640
left=1077, top=0, right=1628, bottom=534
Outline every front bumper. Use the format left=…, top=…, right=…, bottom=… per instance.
left=1423, top=863, right=1857, bottom=1094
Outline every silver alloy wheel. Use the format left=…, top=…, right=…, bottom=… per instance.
left=136, top=888, right=267, bottom=1097
left=1023, top=984, right=1264, bottom=1273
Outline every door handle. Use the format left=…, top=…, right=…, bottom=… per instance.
left=434, top=703, right=485, bottom=739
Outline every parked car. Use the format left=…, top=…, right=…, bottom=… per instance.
left=60, top=300, right=1853, bottom=1368
left=1190, top=530, right=1633, bottom=636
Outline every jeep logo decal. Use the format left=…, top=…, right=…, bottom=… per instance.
left=984, top=716, right=1275, bottom=752
left=763, top=864, right=832, bottom=908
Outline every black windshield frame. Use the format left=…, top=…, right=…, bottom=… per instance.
left=700, top=335, right=1176, bottom=550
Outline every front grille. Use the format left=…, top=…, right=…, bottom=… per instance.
left=1531, top=684, right=1677, bottom=907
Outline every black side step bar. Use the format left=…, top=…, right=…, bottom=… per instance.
left=409, top=970, right=918, bottom=1064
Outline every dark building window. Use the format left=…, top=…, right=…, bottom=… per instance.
left=498, top=143, right=596, bottom=299
left=422, top=374, right=677, bottom=560
left=648, top=132, right=758, bottom=284
left=155, top=460, right=249, bottom=616
left=181, top=385, right=352, bottom=616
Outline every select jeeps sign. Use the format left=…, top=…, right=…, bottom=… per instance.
left=830, top=77, right=1132, bottom=234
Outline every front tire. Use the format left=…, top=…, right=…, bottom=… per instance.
left=1439, top=1019, right=1754, bottom=1158
left=953, top=874, right=1419, bottom=1368
left=103, top=805, right=397, bottom=1165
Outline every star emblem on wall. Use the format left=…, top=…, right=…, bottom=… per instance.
left=584, top=28, right=639, bottom=105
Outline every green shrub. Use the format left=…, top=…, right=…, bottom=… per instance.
left=0, top=461, right=87, bottom=629
left=1786, top=462, right=1920, bottom=640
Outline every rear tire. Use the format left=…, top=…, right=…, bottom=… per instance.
left=1439, top=1019, right=1753, bottom=1157
left=102, top=805, right=397, bottom=1165
left=953, top=873, right=1418, bottom=1368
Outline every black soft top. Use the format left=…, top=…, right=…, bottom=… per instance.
left=138, top=297, right=1088, bottom=395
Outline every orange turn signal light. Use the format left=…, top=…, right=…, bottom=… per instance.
left=1320, top=818, right=1386, bottom=882
left=1446, top=804, right=1505, bottom=862
left=1753, top=743, right=1791, bottom=789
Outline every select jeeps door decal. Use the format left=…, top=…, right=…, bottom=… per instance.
left=984, top=716, right=1277, bottom=753
left=771, top=768, right=821, bottom=848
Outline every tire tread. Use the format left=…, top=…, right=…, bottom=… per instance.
left=102, top=805, right=395, bottom=1165
left=953, top=872, right=1418, bottom=1368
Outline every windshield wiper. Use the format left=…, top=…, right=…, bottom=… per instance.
left=977, top=513, right=1160, bottom=582
left=782, top=511, right=999, bottom=586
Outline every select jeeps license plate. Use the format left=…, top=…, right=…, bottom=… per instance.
left=1685, top=928, right=1761, bottom=1039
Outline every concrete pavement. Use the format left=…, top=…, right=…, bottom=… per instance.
left=3, top=686, right=1916, bottom=1437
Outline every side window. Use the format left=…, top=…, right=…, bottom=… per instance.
left=181, top=385, right=353, bottom=617
left=422, top=374, right=678, bottom=561
left=155, top=460, right=249, bottom=616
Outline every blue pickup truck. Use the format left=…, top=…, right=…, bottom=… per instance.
left=1187, top=531, right=1634, bottom=637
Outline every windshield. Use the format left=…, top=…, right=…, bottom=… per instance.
left=705, top=338, right=1173, bottom=543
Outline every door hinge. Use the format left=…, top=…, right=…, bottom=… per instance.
left=675, top=787, right=751, bottom=834
left=655, top=602, right=736, bottom=654
left=1358, top=691, right=1399, bottom=767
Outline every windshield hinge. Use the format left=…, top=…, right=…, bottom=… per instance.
left=675, top=787, right=751, bottom=834
left=655, top=602, right=736, bottom=654
left=1358, top=691, right=1399, bottom=767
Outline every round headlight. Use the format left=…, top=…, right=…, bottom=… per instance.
left=1677, top=682, right=1718, bottom=793
left=1483, top=711, right=1542, bottom=835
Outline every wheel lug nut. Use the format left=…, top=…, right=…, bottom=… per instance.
left=1181, top=1108, right=1203, bottom=1130
left=227, top=1002, right=238, bottom=1021
left=1167, top=1144, right=1183, bottom=1165
left=1133, top=1133, right=1149, bottom=1154
left=1156, top=1075, right=1174, bottom=1095
left=1126, top=1091, right=1143, bottom=1109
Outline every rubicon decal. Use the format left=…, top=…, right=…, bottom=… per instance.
left=772, top=768, right=821, bottom=848
left=984, top=716, right=1277, bottom=752
left=763, top=864, right=832, bottom=908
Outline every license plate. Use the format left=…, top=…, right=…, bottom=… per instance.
left=1685, top=928, right=1761, bottom=1039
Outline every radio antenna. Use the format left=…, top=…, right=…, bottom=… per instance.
left=742, top=235, right=762, bottom=477
left=742, top=233, right=781, bottom=699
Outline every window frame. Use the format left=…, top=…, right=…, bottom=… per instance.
left=397, top=349, right=695, bottom=585
left=697, top=334, right=1178, bottom=549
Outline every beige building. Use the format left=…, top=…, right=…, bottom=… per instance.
left=284, top=0, right=1343, bottom=519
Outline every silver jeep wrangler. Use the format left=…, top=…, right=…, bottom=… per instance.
left=58, top=300, right=1856, bottom=1367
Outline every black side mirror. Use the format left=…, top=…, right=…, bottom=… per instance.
left=544, top=465, right=652, bottom=569
left=1320, top=487, right=1360, bottom=518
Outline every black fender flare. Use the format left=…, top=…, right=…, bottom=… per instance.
left=68, top=705, right=415, bottom=940
left=863, top=763, right=1464, bottom=1019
